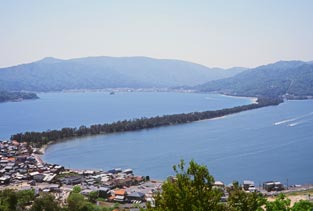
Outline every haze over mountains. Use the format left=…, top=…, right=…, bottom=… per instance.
left=0, top=56, right=245, bottom=92
left=196, top=60, right=313, bottom=98
left=1, top=57, right=313, bottom=99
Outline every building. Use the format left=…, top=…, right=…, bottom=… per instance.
left=114, top=189, right=127, bottom=202
left=243, top=180, right=255, bottom=191
left=61, top=176, right=83, bottom=185
left=127, top=191, right=145, bottom=203
left=263, top=181, right=284, bottom=192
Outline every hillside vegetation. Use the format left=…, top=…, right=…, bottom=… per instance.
left=0, top=57, right=245, bottom=92
left=197, top=61, right=313, bottom=99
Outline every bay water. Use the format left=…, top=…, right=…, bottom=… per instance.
left=1, top=91, right=312, bottom=184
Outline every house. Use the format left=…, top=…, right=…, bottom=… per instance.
left=214, top=181, right=224, bottom=188
left=11, top=140, right=20, bottom=146
left=127, top=191, right=145, bottom=202
left=123, top=169, right=133, bottom=174
left=243, top=180, right=255, bottom=191
left=33, top=173, right=45, bottom=182
left=61, top=176, right=83, bottom=185
left=263, top=181, right=284, bottom=192
left=48, top=184, right=60, bottom=192
left=99, top=187, right=111, bottom=198
left=0, top=176, right=10, bottom=184
left=114, top=189, right=127, bottom=202
left=43, top=174, right=56, bottom=183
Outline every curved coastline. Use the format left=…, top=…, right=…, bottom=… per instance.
left=11, top=97, right=282, bottom=149
left=40, top=98, right=313, bottom=186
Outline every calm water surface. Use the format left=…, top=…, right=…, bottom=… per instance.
left=42, top=97, right=313, bottom=184
left=2, top=91, right=311, bottom=184
left=0, top=92, right=250, bottom=139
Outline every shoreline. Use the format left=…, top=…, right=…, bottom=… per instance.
left=35, top=88, right=195, bottom=94
left=38, top=143, right=49, bottom=154
left=36, top=140, right=313, bottom=187
left=18, top=97, right=282, bottom=169
left=8, top=94, right=287, bottom=187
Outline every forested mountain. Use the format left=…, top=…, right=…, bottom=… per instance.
left=196, top=61, right=313, bottom=99
left=0, top=90, right=38, bottom=103
left=0, top=57, right=245, bottom=92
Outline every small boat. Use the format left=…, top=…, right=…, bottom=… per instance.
left=110, top=92, right=115, bottom=95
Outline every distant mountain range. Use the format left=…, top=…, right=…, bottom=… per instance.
left=196, top=60, right=313, bottom=99
left=2, top=57, right=312, bottom=99
left=0, top=56, right=245, bottom=92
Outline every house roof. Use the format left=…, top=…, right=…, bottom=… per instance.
left=128, top=191, right=145, bottom=198
left=11, top=140, right=20, bottom=146
left=7, top=157, right=16, bottom=162
left=114, top=189, right=126, bottom=195
left=214, top=181, right=224, bottom=186
left=243, top=180, right=254, bottom=185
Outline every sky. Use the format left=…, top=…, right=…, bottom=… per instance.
left=1, top=0, right=313, bottom=68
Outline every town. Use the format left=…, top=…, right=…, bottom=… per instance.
left=0, top=140, right=163, bottom=209
left=0, top=139, right=312, bottom=210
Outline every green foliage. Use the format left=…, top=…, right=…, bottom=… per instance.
left=30, top=193, right=62, bottom=211
left=88, top=191, right=99, bottom=203
left=149, top=160, right=224, bottom=211
left=291, top=200, right=313, bottom=211
left=265, top=194, right=291, bottom=211
left=0, top=189, right=36, bottom=211
left=227, top=181, right=266, bottom=211
left=67, top=192, right=85, bottom=211
left=0, top=188, right=116, bottom=211
left=0, top=189, right=18, bottom=211
left=72, top=185, right=82, bottom=194
left=67, top=191, right=114, bottom=211
left=16, top=189, right=36, bottom=208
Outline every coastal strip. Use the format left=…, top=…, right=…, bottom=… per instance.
left=10, top=97, right=283, bottom=148
left=1, top=139, right=313, bottom=208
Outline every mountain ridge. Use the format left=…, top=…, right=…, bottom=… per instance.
left=196, top=60, right=313, bottom=99
left=0, top=56, right=246, bottom=92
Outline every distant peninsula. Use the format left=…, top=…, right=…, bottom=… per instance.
left=0, top=90, right=39, bottom=103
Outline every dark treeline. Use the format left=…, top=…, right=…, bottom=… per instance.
left=0, top=90, right=38, bottom=103
left=11, top=98, right=283, bottom=148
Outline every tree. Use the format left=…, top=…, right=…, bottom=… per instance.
left=67, top=192, right=85, bottom=211
left=88, top=191, right=99, bottom=203
left=291, top=199, right=313, bottom=211
left=72, top=185, right=82, bottom=194
left=16, top=189, right=35, bottom=209
left=0, top=189, right=18, bottom=211
left=265, top=194, right=291, bottom=211
left=149, top=160, right=224, bottom=211
left=227, top=181, right=266, bottom=211
left=30, top=193, right=61, bottom=211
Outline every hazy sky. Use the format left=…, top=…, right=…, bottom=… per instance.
left=1, top=0, right=313, bottom=68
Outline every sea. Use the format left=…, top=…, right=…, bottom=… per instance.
left=1, top=91, right=312, bottom=185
